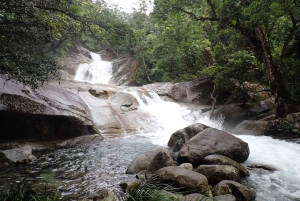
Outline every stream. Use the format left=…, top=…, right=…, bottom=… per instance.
left=1, top=53, right=300, bottom=201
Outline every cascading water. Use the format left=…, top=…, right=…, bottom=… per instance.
left=71, top=57, right=300, bottom=200
left=74, top=52, right=112, bottom=84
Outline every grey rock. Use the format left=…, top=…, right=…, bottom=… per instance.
left=146, top=150, right=175, bottom=178
left=148, top=166, right=210, bottom=194
left=202, top=155, right=249, bottom=177
left=179, top=163, right=193, bottom=171
left=178, top=128, right=249, bottom=167
left=126, top=149, right=163, bottom=174
left=180, top=193, right=213, bottom=201
left=212, top=180, right=255, bottom=201
left=214, top=194, right=236, bottom=201
left=168, top=123, right=209, bottom=151
left=196, top=165, right=241, bottom=185
left=1, top=146, right=35, bottom=163
left=232, top=120, right=275, bottom=136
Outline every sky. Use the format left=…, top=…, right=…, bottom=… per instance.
left=107, top=0, right=153, bottom=13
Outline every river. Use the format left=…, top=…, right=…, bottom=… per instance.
left=1, top=52, right=299, bottom=200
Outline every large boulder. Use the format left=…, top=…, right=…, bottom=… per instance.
left=146, top=150, right=175, bottom=178
left=1, top=146, right=35, bottom=163
left=202, top=155, right=249, bottom=177
left=232, top=120, right=275, bottom=136
left=179, top=193, right=213, bottom=201
left=209, top=105, right=249, bottom=131
left=178, top=128, right=250, bottom=167
left=212, top=180, right=255, bottom=201
left=148, top=166, right=210, bottom=194
left=110, top=57, right=138, bottom=86
left=126, top=149, right=163, bottom=174
left=170, top=77, right=214, bottom=104
left=168, top=123, right=209, bottom=151
left=196, top=165, right=241, bottom=185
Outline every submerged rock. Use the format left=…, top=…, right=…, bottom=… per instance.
left=178, top=128, right=249, bottom=167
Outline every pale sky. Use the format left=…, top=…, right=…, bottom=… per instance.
left=107, top=0, right=153, bottom=13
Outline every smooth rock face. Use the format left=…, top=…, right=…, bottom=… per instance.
left=214, top=194, right=236, bottom=201
left=170, top=77, right=214, bottom=104
left=196, top=165, right=241, bottom=185
left=178, top=128, right=250, bottom=167
left=209, top=105, right=249, bottom=131
left=148, top=166, right=210, bottom=194
left=146, top=150, right=175, bottom=178
left=1, top=146, right=35, bottom=163
left=212, top=180, right=255, bottom=201
left=110, top=57, right=138, bottom=86
left=232, top=120, right=274, bottom=136
left=168, top=123, right=209, bottom=151
left=179, top=163, right=193, bottom=171
left=202, top=154, right=250, bottom=177
left=126, top=149, right=163, bottom=174
left=180, top=193, right=213, bottom=201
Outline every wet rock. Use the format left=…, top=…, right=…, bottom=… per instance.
left=179, top=193, right=213, bottom=201
left=178, top=128, right=249, bottom=167
left=80, top=188, right=115, bottom=201
left=214, top=194, right=236, bottom=201
left=126, top=149, right=163, bottom=174
left=110, top=57, right=138, bottom=86
left=232, top=120, right=275, bottom=136
left=247, top=164, right=277, bottom=171
left=56, top=134, right=103, bottom=147
left=146, top=150, right=175, bottom=178
left=119, top=180, right=141, bottom=193
left=209, top=105, right=249, bottom=131
left=170, top=77, right=214, bottom=105
left=1, top=146, right=35, bottom=163
left=148, top=166, right=210, bottom=194
left=196, top=165, right=241, bottom=185
left=202, top=154, right=249, bottom=177
left=212, top=180, right=255, bottom=201
left=179, top=163, right=193, bottom=171
left=168, top=123, right=209, bottom=151
left=142, top=82, right=173, bottom=96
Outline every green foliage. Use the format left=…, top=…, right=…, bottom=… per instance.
left=0, top=0, right=130, bottom=88
left=0, top=180, right=59, bottom=201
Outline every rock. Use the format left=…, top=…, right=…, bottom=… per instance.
left=98, top=48, right=117, bottom=61
left=202, top=155, right=249, bottom=177
left=287, top=112, right=300, bottom=122
left=209, top=105, right=249, bottom=131
left=196, top=165, right=241, bottom=185
left=168, top=123, right=209, bottom=151
left=212, top=180, right=255, bottom=201
left=80, top=188, right=115, bottom=201
left=56, top=134, right=103, bottom=147
left=247, top=164, right=277, bottom=171
left=1, top=146, right=35, bottom=163
left=146, top=150, right=175, bottom=178
left=232, top=120, right=275, bottom=136
left=180, top=193, right=213, bottom=201
left=170, top=77, right=214, bottom=104
left=142, top=82, right=173, bottom=96
left=178, top=128, right=250, bottom=167
left=214, top=194, right=236, bottom=201
left=179, top=163, right=193, bottom=171
left=148, top=166, right=210, bottom=194
left=110, top=57, right=138, bottom=86
left=119, top=180, right=141, bottom=193
left=126, top=149, right=163, bottom=174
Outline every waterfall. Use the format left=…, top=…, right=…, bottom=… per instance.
left=74, top=52, right=112, bottom=84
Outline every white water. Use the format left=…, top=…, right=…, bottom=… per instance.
left=74, top=52, right=112, bottom=84
left=74, top=54, right=300, bottom=200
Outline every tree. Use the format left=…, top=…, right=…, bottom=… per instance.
left=0, top=0, right=130, bottom=88
left=153, top=0, right=300, bottom=116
